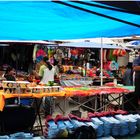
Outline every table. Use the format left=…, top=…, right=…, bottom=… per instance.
left=60, top=79, right=93, bottom=86
left=61, top=86, right=134, bottom=115
left=0, top=86, right=134, bottom=133
left=0, top=86, right=134, bottom=112
left=0, top=90, right=66, bottom=135
left=0, top=91, right=66, bottom=111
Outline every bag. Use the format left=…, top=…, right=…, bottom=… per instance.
left=69, top=125, right=97, bottom=139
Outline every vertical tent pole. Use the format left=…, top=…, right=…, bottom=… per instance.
left=100, top=38, right=103, bottom=86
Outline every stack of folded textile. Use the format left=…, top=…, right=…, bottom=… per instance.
left=44, top=110, right=140, bottom=138
left=90, top=117, right=104, bottom=137
left=116, top=114, right=137, bottom=135
left=115, top=114, right=130, bottom=136
left=107, top=117, right=120, bottom=136
left=128, top=114, right=140, bottom=131
left=68, top=114, right=87, bottom=128
left=100, top=117, right=113, bottom=136
left=45, top=115, right=59, bottom=139
left=0, top=132, right=33, bottom=139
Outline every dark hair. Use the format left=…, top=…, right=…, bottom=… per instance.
left=54, top=59, right=59, bottom=66
left=127, top=62, right=132, bottom=69
left=43, top=56, right=48, bottom=62
left=5, top=66, right=13, bottom=74
left=46, top=61, right=52, bottom=70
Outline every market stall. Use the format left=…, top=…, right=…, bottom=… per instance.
left=0, top=1, right=140, bottom=138
left=59, top=41, right=126, bottom=86
left=0, top=83, right=134, bottom=113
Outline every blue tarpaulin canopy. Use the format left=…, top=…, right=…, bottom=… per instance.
left=0, top=1, right=139, bottom=40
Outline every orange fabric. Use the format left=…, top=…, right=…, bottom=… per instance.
left=71, top=49, right=78, bottom=56
left=0, top=94, right=5, bottom=111
left=0, top=90, right=66, bottom=111
left=3, top=93, right=33, bottom=99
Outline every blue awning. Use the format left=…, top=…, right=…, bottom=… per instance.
left=0, top=1, right=139, bottom=40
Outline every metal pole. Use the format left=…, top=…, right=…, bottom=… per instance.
left=101, top=38, right=103, bottom=86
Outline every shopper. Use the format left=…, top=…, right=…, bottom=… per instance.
left=123, top=62, right=133, bottom=86
left=4, top=66, right=16, bottom=104
left=4, top=66, right=16, bottom=81
left=33, top=56, right=48, bottom=80
left=133, top=49, right=140, bottom=105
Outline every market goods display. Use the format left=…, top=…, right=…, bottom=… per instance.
left=2, top=81, right=29, bottom=93
left=2, top=81, right=17, bottom=90
left=28, top=85, right=61, bottom=93
left=63, top=86, right=130, bottom=97
left=2, top=80, right=61, bottom=94
left=0, top=132, right=34, bottom=139
left=44, top=110, right=140, bottom=138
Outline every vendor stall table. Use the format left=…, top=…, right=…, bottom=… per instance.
left=0, top=90, right=66, bottom=135
left=60, top=79, right=93, bottom=86
left=0, top=86, right=134, bottom=134
left=62, top=86, right=134, bottom=114
left=0, top=86, right=134, bottom=112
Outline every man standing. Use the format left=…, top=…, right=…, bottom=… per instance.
left=133, top=49, right=140, bottom=105
left=34, top=56, right=48, bottom=80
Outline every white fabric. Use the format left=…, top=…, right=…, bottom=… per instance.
left=33, top=44, right=38, bottom=62
left=60, top=80, right=93, bottom=86
left=59, top=41, right=122, bottom=49
left=40, top=67, right=55, bottom=84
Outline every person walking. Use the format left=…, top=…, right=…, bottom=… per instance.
left=133, top=49, right=140, bottom=105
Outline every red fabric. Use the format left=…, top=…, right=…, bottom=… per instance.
left=45, top=115, right=54, bottom=124
left=113, top=49, right=118, bottom=56
left=80, top=118, right=91, bottom=122
left=116, top=110, right=128, bottom=115
left=68, top=114, right=81, bottom=120
left=36, top=49, right=46, bottom=57
left=55, top=114, right=64, bottom=122
left=120, top=50, right=126, bottom=56
left=88, top=110, right=128, bottom=118
left=71, top=49, right=78, bottom=56
left=78, top=48, right=84, bottom=55
left=105, top=82, right=115, bottom=87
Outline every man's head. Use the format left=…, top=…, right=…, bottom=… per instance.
left=39, top=56, right=48, bottom=65
left=42, top=56, right=48, bottom=63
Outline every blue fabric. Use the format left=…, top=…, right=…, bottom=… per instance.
left=10, top=132, right=33, bottom=139
left=64, top=120, right=74, bottom=130
left=0, top=1, right=139, bottom=40
left=0, top=135, right=9, bottom=139
left=20, top=99, right=33, bottom=106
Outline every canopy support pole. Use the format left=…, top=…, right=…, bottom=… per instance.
left=101, top=38, right=103, bottom=86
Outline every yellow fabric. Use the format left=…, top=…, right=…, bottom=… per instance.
left=39, top=65, right=47, bottom=77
